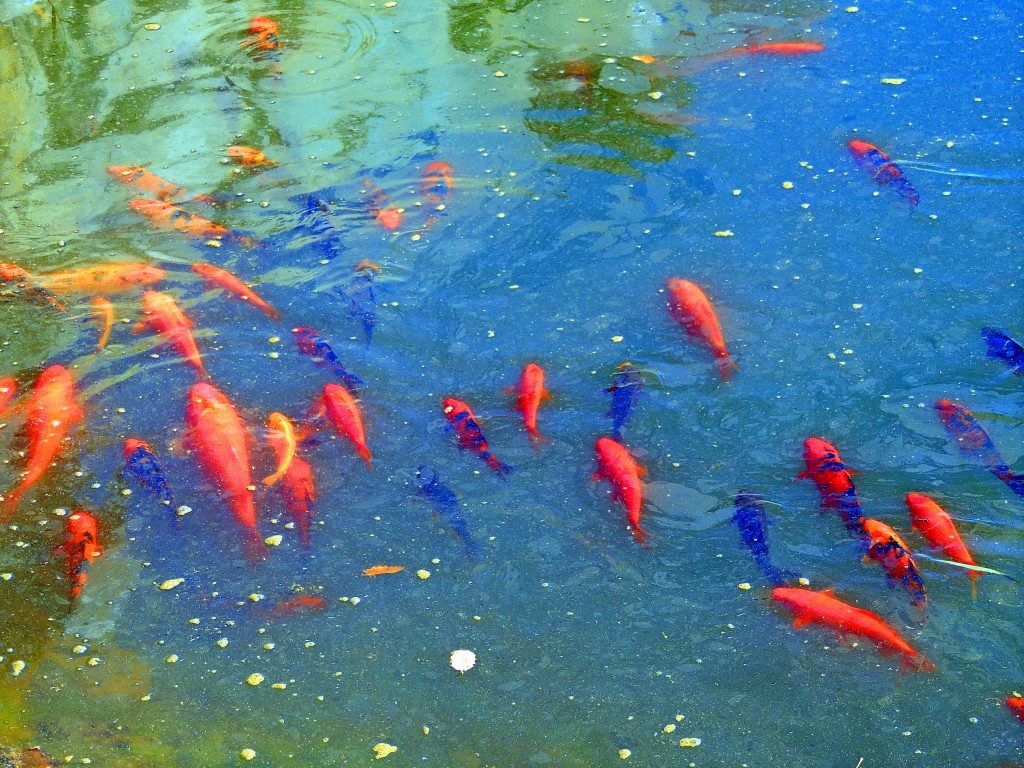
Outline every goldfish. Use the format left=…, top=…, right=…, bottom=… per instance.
left=1, top=365, right=83, bottom=518
left=733, top=491, right=797, bottom=587
left=346, top=260, right=379, bottom=345
left=276, top=455, right=316, bottom=546
left=862, top=518, right=927, bottom=608
left=363, top=180, right=402, bottom=230
left=935, top=399, right=1024, bottom=497
left=34, top=263, right=166, bottom=295
left=666, top=278, right=737, bottom=380
left=507, top=362, right=550, bottom=446
left=186, top=383, right=265, bottom=561
left=133, top=290, right=208, bottom=378
left=1008, top=697, right=1024, bottom=724
left=192, top=263, right=282, bottom=320
left=271, top=594, right=326, bottom=617
left=263, top=412, right=296, bottom=487
left=848, top=139, right=920, bottom=207
left=906, top=492, right=979, bottom=597
left=129, top=199, right=254, bottom=247
left=92, top=296, right=114, bottom=351
left=422, top=161, right=454, bottom=205
left=798, top=437, right=866, bottom=538
left=322, top=383, right=372, bottom=467
left=294, top=327, right=362, bottom=394
left=0, top=377, right=16, bottom=415
left=243, top=16, right=280, bottom=51
left=416, top=465, right=480, bottom=562
left=0, top=262, right=68, bottom=312
left=592, top=436, right=648, bottom=543
left=224, top=146, right=277, bottom=167
left=53, top=510, right=101, bottom=602
left=726, top=41, right=824, bottom=56
left=107, top=165, right=189, bottom=201
left=981, top=327, right=1024, bottom=376
left=363, top=565, right=404, bottom=576
left=442, top=397, right=512, bottom=478
left=606, top=362, right=643, bottom=440
left=123, top=438, right=176, bottom=509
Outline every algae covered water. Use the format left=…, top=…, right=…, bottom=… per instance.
left=0, top=0, right=1022, bottom=765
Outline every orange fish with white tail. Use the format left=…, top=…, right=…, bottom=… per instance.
left=906, top=492, right=980, bottom=597
left=507, top=362, right=550, bottom=447
left=592, top=437, right=648, bottom=543
left=134, top=290, right=208, bottom=378
left=192, top=263, right=282, bottom=320
left=666, top=278, right=737, bottom=380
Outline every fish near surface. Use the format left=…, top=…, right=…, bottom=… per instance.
left=293, top=327, right=362, bottom=394
left=848, top=139, right=920, bottom=207
left=416, top=465, right=480, bottom=562
left=862, top=518, right=928, bottom=609
left=1, top=365, right=83, bottom=519
left=732, top=491, right=797, bottom=587
left=133, top=290, right=209, bottom=378
left=0, top=377, right=16, bottom=415
left=725, top=41, right=824, bottom=56
left=606, top=362, right=643, bottom=440
left=54, top=510, right=101, bottom=602
left=0, top=262, right=68, bottom=311
left=345, top=260, right=380, bottom=345
left=35, top=263, right=166, bottom=295
left=192, top=263, right=282, bottom=320
left=322, top=383, right=372, bottom=467
left=92, top=297, right=114, bottom=351
left=906, top=492, right=980, bottom=597
left=797, top=437, right=866, bottom=538
left=107, top=165, right=189, bottom=202
left=980, top=326, right=1024, bottom=376
left=123, top=438, right=176, bottom=509
left=665, top=278, right=737, bottom=380
left=592, top=436, right=648, bottom=544
left=508, top=362, right=550, bottom=447
left=771, top=587, right=936, bottom=672
left=130, top=199, right=255, bottom=247
left=442, top=397, right=513, bottom=478
left=934, top=398, right=1024, bottom=497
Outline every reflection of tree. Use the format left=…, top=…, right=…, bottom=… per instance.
left=448, top=0, right=537, bottom=55
left=524, top=56, right=695, bottom=177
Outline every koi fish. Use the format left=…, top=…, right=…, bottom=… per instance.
left=0, top=377, right=16, bottom=415
left=771, top=587, right=936, bottom=672
left=363, top=180, right=402, bottom=230
left=107, top=165, right=190, bottom=202
left=363, top=565, right=403, bottom=576
left=277, top=455, right=316, bottom=546
left=862, top=518, right=927, bottom=608
left=0, top=262, right=68, bottom=312
left=981, top=326, right=1024, bottom=376
left=192, top=263, right=282, bottom=320
left=935, top=399, right=1024, bottom=497
left=92, top=296, right=114, bottom=351
left=322, top=383, right=372, bottom=467
left=422, top=161, right=454, bottom=205
left=592, top=436, right=648, bottom=543
left=798, top=437, right=866, bottom=537
left=34, top=263, right=166, bottom=294
left=243, top=15, right=280, bottom=51
left=185, top=383, right=265, bottom=561
left=848, top=139, right=920, bottom=207
left=346, top=260, right=379, bottom=345
left=442, top=397, right=513, bottom=478
left=224, top=146, right=277, bottom=167
left=906, top=492, right=979, bottom=597
left=725, top=41, right=824, bottom=56
left=133, top=290, right=208, bottom=378
left=130, top=199, right=255, bottom=247
left=1008, top=697, right=1024, bottom=724
left=54, top=510, right=101, bottom=602
left=666, top=278, right=737, bottom=380
left=507, top=362, right=550, bottom=446
left=293, top=327, right=362, bottom=394
left=271, top=594, right=326, bottom=617
left=123, top=438, right=176, bottom=509
left=263, top=412, right=296, bottom=486
left=733, top=491, right=797, bottom=587
left=606, top=362, right=643, bottom=440
left=416, top=465, right=480, bottom=562
left=1, top=365, right=83, bottom=518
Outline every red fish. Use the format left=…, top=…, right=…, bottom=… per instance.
left=271, top=594, right=326, bottom=617
left=1, top=365, right=83, bottom=518
left=224, top=146, right=277, bottom=167
left=797, top=437, right=865, bottom=537
left=266, top=414, right=316, bottom=546
left=322, top=383, right=372, bottom=467
left=54, top=510, right=101, bottom=602
left=726, top=41, right=824, bottom=56
left=771, top=587, right=936, bottom=672
left=35, top=263, right=166, bottom=294
left=666, top=278, right=737, bottom=380
left=442, top=397, right=512, bottom=477
left=92, top=296, right=114, bottom=351
left=906, top=492, right=980, bottom=597
left=592, top=436, right=648, bottom=543
left=1008, top=697, right=1024, bottom=723
left=422, top=161, right=454, bottom=205
left=186, top=383, right=265, bottom=561
left=363, top=180, right=402, bottom=230
left=507, top=362, right=550, bottom=447
left=192, top=263, right=282, bottom=320
left=108, top=165, right=190, bottom=202
left=243, top=16, right=280, bottom=51
left=129, top=199, right=254, bottom=247
left=0, top=377, right=16, bottom=415
left=133, top=290, right=209, bottom=377
left=861, top=518, right=927, bottom=608
left=848, top=139, right=920, bottom=207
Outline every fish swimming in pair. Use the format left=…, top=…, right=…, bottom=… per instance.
left=123, top=438, right=176, bottom=509
left=54, top=510, right=101, bottom=603
left=606, top=362, right=643, bottom=440
left=293, top=327, right=362, bottom=394
left=981, top=327, right=1024, bottom=376
left=771, top=586, right=936, bottom=672
left=321, top=383, right=372, bottom=467
left=416, top=465, right=480, bottom=562
left=507, top=362, right=550, bottom=447
left=134, top=290, right=209, bottom=378
left=935, top=399, right=1024, bottom=498
left=848, top=139, right=920, bottom=207
left=862, top=518, right=927, bottom=608
left=666, top=278, right=737, bottom=380
left=592, top=436, right=648, bottom=544
left=344, top=260, right=380, bottom=345
left=733, top=491, right=798, bottom=587
left=906, top=492, right=980, bottom=598
left=192, top=263, right=282, bottom=320
left=798, top=437, right=867, bottom=538
left=442, top=398, right=513, bottom=478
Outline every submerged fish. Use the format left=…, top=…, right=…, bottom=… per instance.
left=906, top=492, right=980, bottom=597
left=294, top=327, right=362, bottom=394
left=322, top=383, right=373, bottom=468
left=224, top=145, right=277, bottom=167
left=92, top=296, right=114, bottom=351
left=733, top=491, right=797, bottom=587
left=363, top=179, right=401, bottom=230
left=54, top=510, right=101, bottom=603
left=862, top=518, right=927, bottom=608
left=725, top=41, right=824, bottom=56
left=848, top=139, right=920, bottom=207
left=133, top=290, right=209, bottom=378
left=416, top=465, right=480, bottom=562
left=34, top=263, right=165, bottom=295
left=507, top=362, right=550, bottom=447
left=798, top=437, right=866, bottom=538
left=442, top=397, right=513, bottom=478
left=344, top=260, right=380, bottom=345
left=0, top=262, right=67, bottom=312
left=592, top=436, right=648, bottom=544
left=980, top=326, right=1024, bottom=376
left=192, top=263, right=282, bottom=320
left=666, top=278, right=737, bottom=380
left=935, top=399, right=1024, bottom=498
left=605, top=362, right=643, bottom=440
left=123, top=438, right=176, bottom=509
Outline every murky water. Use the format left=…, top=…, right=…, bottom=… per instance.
left=0, top=0, right=1022, bottom=765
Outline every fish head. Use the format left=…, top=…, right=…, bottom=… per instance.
left=66, top=510, right=98, bottom=542
left=123, top=438, right=150, bottom=459
left=441, top=398, right=465, bottom=418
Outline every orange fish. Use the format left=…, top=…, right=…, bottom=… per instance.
left=129, top=199, right=253, bottom=246
left=263, top=412, right=296, bottom=487
left=107, top=165, right=189, bottom=201
left=92, top=296, right=114, bottom=351
left=192, top=263, right=282, bottom=320
left=772, top=586, right=936, bottom=672
left=186, top=383, right=265, bottom=561
left=726, top=41, right=824, bottom=56
left=592, top=436, right=648, bottom=543
left=422, top=161, right=454, bottom=205
left=362, top=565, right=403, bottom=576
left=278, top=454, right=316, bottom=546
left=1, top=365, right=83, bottom=519
left=507, top=362, right=550, bottom=446
left=0, top=262, right=68, bottom=311
left=906, top=492, right=980, bottom=597
left=224, top=146, right=277, bottom=167
left=861, top=518, right=927, bottom=608
left=666, top=278, right=737, bottom=380
left=1008, top=697, right=1024, bottom=723
left=321, top=383, right=372, bottom=467
left=243, top=16, right=280, bottom=51
left=0, top=377, right=16, bottom=415
left=271, top=594, right=326, bottom=616
left=35, top=263, right=166, bottom=295
left=133, top=290, right=208, bottom=378
left=363, top=180, right=402, bottom=230
left=53, top=510, right=101, bottom=602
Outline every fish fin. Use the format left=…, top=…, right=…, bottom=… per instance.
left=528, top=430, right=552, bottom=451
left=847, top=468, right=861, bottom=476
left=716, top=357, right=739, bottom=382
left=971, top=579, right=977, bottom=601
left=632, top=524, right=650, bottom=546
left=901, top=654, right=937, bottom=673
left=796, top=471, right=810, bottom=480
left=541, top=388, right=552, bottom=401
left=131, top=320, right=147, bottom=335
left=501, top=385, right=514, bottom=396
left=820, top=587, right=836, bottom=596
left=590, top=470, right=605, bottom=482
left=792, top=617, right=811, bottom=630
left=635, top=464, right=648, bottom=477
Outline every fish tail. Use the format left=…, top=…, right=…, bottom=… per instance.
left=358, top=445, right=374, bottom=469
left=484, top=453, right=513, bottom=478
left=970, top=573, right=978, bottom=600
left=1002, top=472, right=1024, bottom=498
left=243, top=529, right=268, bottom=564
left=0, top=486, right=26, bottom=521
left=528, top=428, right=552, bottom=451
left=265, top=306, right=284, bottom=321
left=632, top=523, right=651, bottom=546
left=716, top=356, right=739, bottom=382
left=901, top=653, right=937, bottom=674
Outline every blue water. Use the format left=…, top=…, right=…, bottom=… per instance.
left=0, top=0, right=1022, bottom=764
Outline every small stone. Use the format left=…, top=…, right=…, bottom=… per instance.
left=248, top=593, right=264, bottom=602
left=611, top=335, right=624, bottom=343
left=215, top=638, right=228, bottom=648
left=737, top=582, right=751, bottom=590
left=648, top=91, right=663, bottom=100
left=0, top=573, right=11, bottom=580
left=450, top=649, right=476, bottom=673
left=417, top=569, right=431, bottom=580
left=679, top=738, right=701, bottom=747
left=246, top=673, right=264, bottom=686
left=239, top=748, right=256, bottom=761
left=72, top=645, right=87, bottom=654
left=494, top=71, right=506, bottom=77
left=845, top=5, right=858, bottom=11
left=271, top=683, right=287, bottom=690
left=664, top=723, right=676, bottom=733
left=618, top=749, right=631, bottom=759
left=10, top=659, right=25, bottom=676
left=204, top=239, right=222, bottom=248
left=714, top=230, right=734, bottom=237
left=158, top=578, right=184, bottom=591
left=373, top=743, right=397, bottom=759
left=852, top=303, right=863, bottom=310
left=798, top=577, right=811, bottom=586
left=782, top=181, right=794, bottom=189
left=144, top=23, right=160, bottom=30
left=165, top=654, right=178, bottom=664
left=264, top=535, right=283, bottom=547
left=880, top=78, right=906, bottom=85
left=422, top=726, right=429, bottom=735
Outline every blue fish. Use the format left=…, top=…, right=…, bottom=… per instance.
left=732, top=491, right=797, bottom=586
left=293, top=192, right=347, bottom=262
left=416, top=465, right=480, bottom=562
left=293, top=327, right=362, bottom=394
left=981, top=326, right=1024, bottom=376
left=343, top=260, right=379, bottom=345
left=605, top=362, right=643, bottom=440
left=122, top=439, right=176, bottom=510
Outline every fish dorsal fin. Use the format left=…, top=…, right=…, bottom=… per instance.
left=541, top=388, right=551, bottom=401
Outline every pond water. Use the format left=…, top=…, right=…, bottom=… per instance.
left=0, top=0, right=1022, bottom=765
